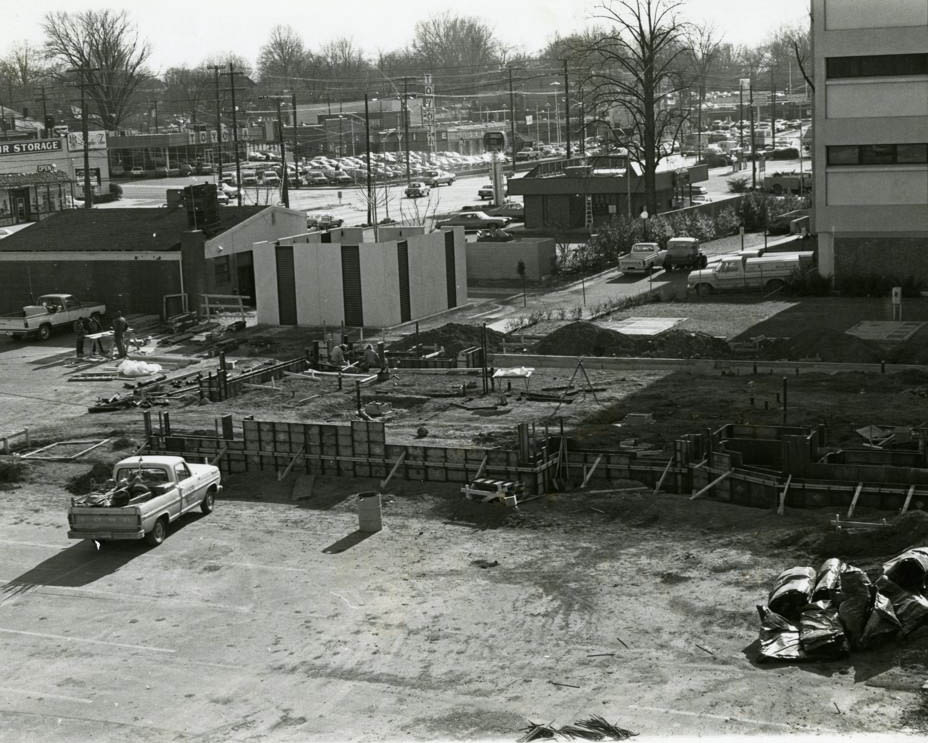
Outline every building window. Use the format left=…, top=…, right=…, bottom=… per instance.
left=897, top=144, right=928, bottom=164
left=826, top=53, right=928, bottom=79
left=859, top=144, right=895, bottom=165
left=827, top=144, right=928, bottom=166
left=214, top=256, right=230, bottom=282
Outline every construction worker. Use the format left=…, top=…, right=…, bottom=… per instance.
left=86, top=314, right=104, bottom=357
left=112, top=311, right=129, bottom=358
left=73, top=316, right=88, bottom=358
left=329, top=343, right=346, bottom=367
left=362, top=344, right=381, bottom=372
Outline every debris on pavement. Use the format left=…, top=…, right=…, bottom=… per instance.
left=757, top=550, right=928, bottom=662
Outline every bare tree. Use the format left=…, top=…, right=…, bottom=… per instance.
left=163, top=66, right=211, bottom=125
left=580, top=0, right=691, bottom=214
left=42, top=9, right=151, bottom=130
left=684, top=23, right=720, bottom=158
left=258, top=26, right=307, bottom=79
left=769, top=21, right=813, bottom=93
left=412, top=14, right=503, bottom=70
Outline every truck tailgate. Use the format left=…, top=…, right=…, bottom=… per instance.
left=68, top=507, right=144, bottom=540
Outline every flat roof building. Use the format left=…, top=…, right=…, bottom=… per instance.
left=812, top=0, right=928, bottom=281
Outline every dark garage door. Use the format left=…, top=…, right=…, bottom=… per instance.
left=341, top=245, right=363, bottom=327
left=397, top=241, right=411, bottom=323
left=275, top=244, right=297, bottom=325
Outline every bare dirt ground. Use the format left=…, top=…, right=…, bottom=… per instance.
left=4, top=297, right=928, bottom=740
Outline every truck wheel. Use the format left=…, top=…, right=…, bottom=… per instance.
left=201, top=488, right=216, bottom=514
left=695, top=283, right=714, bottom=296
left=37, top=324, right=52, bottom=341
left=145, top=517, right=168, bottom=547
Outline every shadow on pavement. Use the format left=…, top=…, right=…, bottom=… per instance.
left=322, top=529, right=377, bottom=554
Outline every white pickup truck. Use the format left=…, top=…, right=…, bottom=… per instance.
left=67, top=455, right=222, bottom=547
left=687, top=252, right=815, bottom=295
left=0, top=293, right=106, bottom=341
left=619, top=242, right=667, bottom=274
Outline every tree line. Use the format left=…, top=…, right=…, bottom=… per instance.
left=0, top=1, right=812, bottom=212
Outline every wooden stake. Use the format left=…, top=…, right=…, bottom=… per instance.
left=847, top=481, right=864, bottom=518
left=777, top=474, right=792, bottom=516
left=380, top=450, right=407, bottom=489
left=901, top=484, right=916, bottom=514
left=580, top=454, right=603, bottom=488
left=690, top=469, right=732, bottom=500
left=278, top=446, right=305, bottom=481
left=653, top=455, right=674, bottom=495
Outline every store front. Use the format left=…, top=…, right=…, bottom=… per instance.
left=0, top=171, right=74, bottom=226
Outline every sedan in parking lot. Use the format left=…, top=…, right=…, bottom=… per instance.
left=405, top=181, right=431, bottom=198
left=436, top=211, right=509, bottom=231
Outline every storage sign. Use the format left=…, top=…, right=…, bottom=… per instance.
left=0, top=139, right=63, bottom=156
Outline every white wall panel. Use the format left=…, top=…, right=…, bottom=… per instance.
left=827, top=168, right=928, bottom=205
left=827, top=80, right=928, bottom=118
left=825, top=0, right=927, bottom=29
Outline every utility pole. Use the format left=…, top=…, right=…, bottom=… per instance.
left=209, top=65, right=223, bottom=185
left=69, top=65, right=99, bottom=209
left=291, top=91, right=298, bottom=188
left=403, top=77, right=411, bottom=186
left=364, top=93, right=374, bottom=225
left=39, top=86, right=49, bottom=137
left=508, top=67, right=516, bottom=177
left=749, top=78, right=756, bottom=190
left=738, top=81, right=745, bottom=150
left=152, top=100, right=159, bottom=133
left=265, top=99, right=289, bottom=208
left=564, top=60, right=571, bottom=158
left=770, top=66, right=776, bottom=151
left=226, top=63, right=243, bottom=206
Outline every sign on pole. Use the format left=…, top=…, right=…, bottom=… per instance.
left=423, top=73, right=436, bottom=154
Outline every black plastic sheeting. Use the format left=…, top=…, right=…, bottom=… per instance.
left=756, top=548, right=928, bottom=662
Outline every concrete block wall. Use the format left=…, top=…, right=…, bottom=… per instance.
left=359, top=241, right=401, bottom=325
left=466, top=238, right=556, bottom=280
left=835, top=236, right=928, bottom=283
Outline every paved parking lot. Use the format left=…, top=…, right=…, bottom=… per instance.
left=0, top=464, right=917, bottom=741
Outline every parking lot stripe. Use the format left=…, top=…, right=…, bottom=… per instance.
left=0, top=686, right=92, bottom=704
left=0, top=627, right=176, bottom=654
left=629, top=705, right=839, bottom=734
left=0, top=540, right=68, bottom=549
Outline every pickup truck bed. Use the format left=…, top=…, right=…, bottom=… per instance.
left=67, top=456, right=222, bottom=546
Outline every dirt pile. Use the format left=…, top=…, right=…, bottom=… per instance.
left=534, top=322, right=637, bottom=357
left=759, top=328, right=884, bottom=363
left=388, top=323, right=506, bottom=359
left=783, top=511, right=928, bottom=558
left=533, top=322, right=731, bottom=359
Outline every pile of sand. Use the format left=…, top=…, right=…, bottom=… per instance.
left=534, top=322, right=731, bottom=359
left=759, top=328, right=884, bottom=363
left=388, top=323, right=506, bottom=360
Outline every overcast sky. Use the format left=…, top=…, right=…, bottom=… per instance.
left=6, top=0, right=810, bottom=73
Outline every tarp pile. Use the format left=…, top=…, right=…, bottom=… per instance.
left=757, top=549, right=928, bottom=662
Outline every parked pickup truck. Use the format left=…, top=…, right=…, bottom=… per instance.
left=619, top=242, right=667, bottom=274
left=67, top=455, right=221, bottom=547
left=0, top=293, right=106, bottom=341
left=687, top=252, right=815, bottom=295
left=662, top=237, right=708, bottom=272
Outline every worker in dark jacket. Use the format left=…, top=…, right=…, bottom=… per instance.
left=112, top=311, right=129, bottom=358
left=73, top=316, right=88, bottom=358
left=86, top=315, right=104, bottom=357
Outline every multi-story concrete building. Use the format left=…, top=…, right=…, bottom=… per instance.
left=812, top=0, right=928, bottom=280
